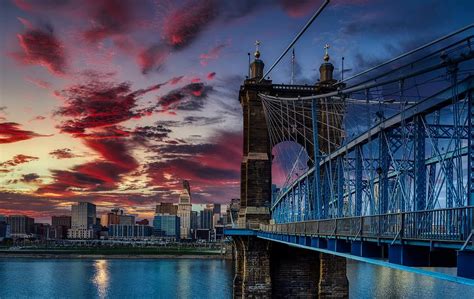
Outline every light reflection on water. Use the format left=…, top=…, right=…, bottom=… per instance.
left=92, top=260, right=110, bottom=299
left=0, top=258, right=472, bottom=298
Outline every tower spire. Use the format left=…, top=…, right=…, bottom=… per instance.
left=250, top=40, right=264, bottom=79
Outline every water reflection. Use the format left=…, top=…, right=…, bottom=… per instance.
left=92, top=260, right=110, bottom=298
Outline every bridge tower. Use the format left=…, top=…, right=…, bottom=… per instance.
left=233, top=44, right=349, bottom=298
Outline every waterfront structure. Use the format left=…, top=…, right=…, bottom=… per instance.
left=68, top=202, right=97, bottom=239
left=177, top=180, right=192, bottom=239
left=226, top=28, right=474, bottom=297
left=153, top=215, right=180, bottom=241
left=108, top=224, right=153, bottom=239
left=7, top=215, right=34, bottom=238
left=194, top=228, right=211, bottom=242
left=155, top=202, right=178, bottom=215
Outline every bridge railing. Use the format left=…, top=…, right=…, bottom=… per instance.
left=260, top=206, right=474, bottom=243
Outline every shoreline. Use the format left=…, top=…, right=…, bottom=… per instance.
left=0, top=253, right=229, bottom=259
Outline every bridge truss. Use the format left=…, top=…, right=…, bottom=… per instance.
left=261, top=28, right=474, bottom=247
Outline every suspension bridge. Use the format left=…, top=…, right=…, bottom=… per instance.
left=225, top=5, right=474, bottom=296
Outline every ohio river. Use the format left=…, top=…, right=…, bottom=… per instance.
left=0, top=258, right=472, bottom=298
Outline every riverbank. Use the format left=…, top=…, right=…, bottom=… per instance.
left=0, top=247, right=231, bottom=259
left=0, top=253, right=227, bottom=259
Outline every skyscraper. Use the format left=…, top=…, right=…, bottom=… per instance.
left=68, top=202, right=96, bottom=239
left=200, top=206, right=214, bottom=230
left=7, top=215, right=34, bottom=237
left=155, top=203, right=178, bottom=215
left=177, top=180, right=192, bottom=239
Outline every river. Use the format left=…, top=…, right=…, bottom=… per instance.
left=0, top=258, right=472, bottom=298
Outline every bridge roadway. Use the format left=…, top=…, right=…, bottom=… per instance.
left=225, top=206, right=474, bottom=285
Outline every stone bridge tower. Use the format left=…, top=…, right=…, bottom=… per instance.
left=233, top=44, right=349, bottom=298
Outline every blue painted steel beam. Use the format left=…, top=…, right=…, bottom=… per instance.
left=414, top=116, right=426, bottom=211
left=355, top=146, right=363, bottom=216
left=257, top=234, right=474, bottom=286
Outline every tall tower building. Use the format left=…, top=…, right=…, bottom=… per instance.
left=71, top=202, right=96, bottom=229
left=177, top=180, right=192, bottom=239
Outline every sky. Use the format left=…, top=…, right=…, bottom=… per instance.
left=0, top=0, right=473, bottom=222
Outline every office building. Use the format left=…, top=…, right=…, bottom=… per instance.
left=52, top=215, right=71, bottom=228
left=153, top=215, right=180, bottom=241
left=155, top=202, right=178, bottom=215
left=119, top=214, right=135, bottom=225
left=108, top=225, right=153, bottom=239
left=7, top=215, right=34, bottom=237
left=0, top=221, right=11, bottom=240
left=213, top=204, right=221, bottom=215
left=71, top=202, right=96, bottom=229
left=200, top=206, right=214, bottom=230
left=177, top=180, right=192, bottom=239
left=68, top=202, right=97, bottom=239
left=190, top=211, right=198, bottom=230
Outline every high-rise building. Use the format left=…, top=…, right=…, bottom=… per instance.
left=71, top=202, right=96, bottom=229
left=177, top=180, right=192, bottom=239
left=0, top=220, right=11, bottom=240
left=119, top=215, right=135, bottom=225
left=155, top=203, right=178, bottom=215
left=213, top=204, right=221, bottom=215
left=200, top=207, right=214, bottom=230
left=100, top=209, right=121, bottom=227
left=7, top=215, right=34, bottom=237
left=190, top=211, right=198, bottom=230
left=68, top=202, right=96, bottom=239
left=153, top=215, right=180, bottom=241
left=52, top=215, right=71, bottom=228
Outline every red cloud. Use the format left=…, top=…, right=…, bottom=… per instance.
left=13, top=24, right=66, bottom=75
left=207, top=72, right=216, bottom=80
left=83, top=0, right=136, bottom=43
left=200, top=43, right=226, bottom=66
left=137, top=44, right=170, bottom=74
left=0, top=122, right=49, bottom=144
left=25, top=76, right=51, bottom=89
left=0, top=154, right=39, bottom=168
left=49, top=148, right=80, bottom=159
left=162, top=0, right=217, bottom=49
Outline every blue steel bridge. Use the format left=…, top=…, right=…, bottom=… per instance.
left=226, top=22, right=474, bottom=296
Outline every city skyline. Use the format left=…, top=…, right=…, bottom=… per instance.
left=1, top=0, right=472, bottom=223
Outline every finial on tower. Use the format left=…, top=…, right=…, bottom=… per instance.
left=324, top=44, right=330, bottom=62
left=254, top=40, right=261, bottom=59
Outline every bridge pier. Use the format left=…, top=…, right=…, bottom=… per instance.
left=233, top=238, right=349, bottom=298
left=233, top=236, right=272, bottom=298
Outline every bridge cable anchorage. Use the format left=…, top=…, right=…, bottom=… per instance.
left=259, top=0, right=331, bottom=82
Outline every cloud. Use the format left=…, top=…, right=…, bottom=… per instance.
left=200, top=43, right=227, bottom=66
left=13, top=22, right=66, bottom=75
left=0, top=122, right=49, bottom=144
left=0, top=154, right=39, bottom=169
left=25, top=76, right=51, bottom=89
left=146, top=130, right=242, bottom=201
left=157, top=82, right=213, bottom=113
left=162, top=0, right=217, bottom=49
left=21, top=173, right=41, bottom=183
left=49, top=148, right=81, bottom=159
left=137, top=44, right=170, bottom=74
left=54, top=77, right=163, bottom=135
left=82, top=0, right=138, bottom=43
left=207, top=72, right=216, bottom=80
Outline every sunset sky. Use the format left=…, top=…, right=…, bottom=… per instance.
left=0, top=0, right=472, bottom=222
